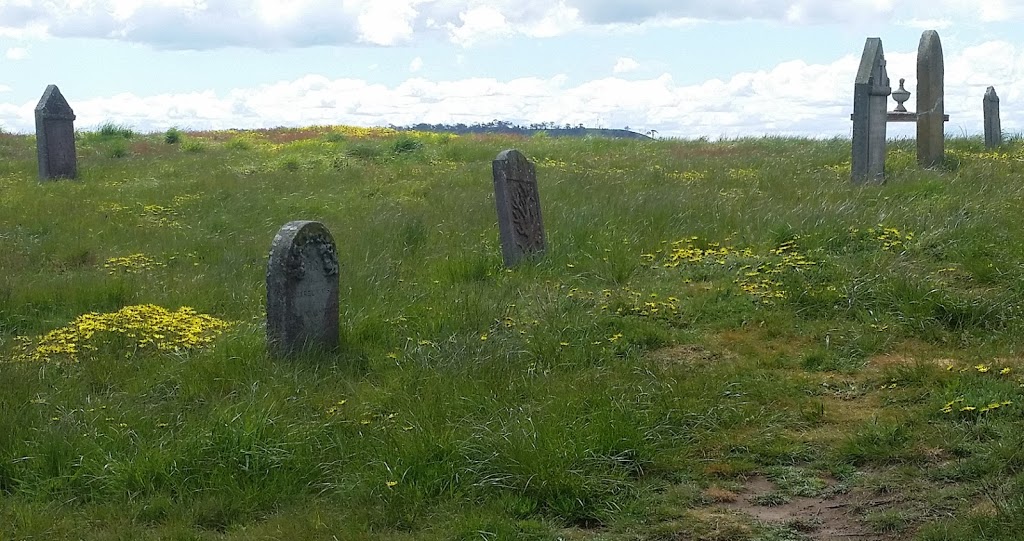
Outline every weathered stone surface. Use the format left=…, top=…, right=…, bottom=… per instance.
left=984, top=86, right=1002, bottom=149
left=917, top=30, right=945, bottom=168
left=34, top=85, right=77, bottom=180
left=851, top=38, right=890, bottom=183
left=266, top=221, right=339, bottom=358
left=492, top=149, right=546, bottom=266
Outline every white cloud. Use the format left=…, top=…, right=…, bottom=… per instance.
left=5, top=47, right=28, bottom=60
left=0, top=1, right=1020, bottom=50
left=0, top=23, right=47, bottom=40
left=446, top=5, right=510, bottom=47
left=410, top=56, right=424, bottom=72
left=352, top=0, right=420, bottom=45
left=973, top=0, right=1024, bottom=22
left=613, top=57, right=640, bottom=74
left=899, top=18, right=953, bottom=30
left=0, top=40, right=1020, bottom=138
left=524, top=3, right=582, bottom=38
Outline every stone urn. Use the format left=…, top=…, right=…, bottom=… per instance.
left=892, top=78, right=911, bottom=112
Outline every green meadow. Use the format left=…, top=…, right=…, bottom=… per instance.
left=2, top=124, right=1024, bottom=540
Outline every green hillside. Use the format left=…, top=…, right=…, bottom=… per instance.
left=2, top=125, right=1024, bottom=540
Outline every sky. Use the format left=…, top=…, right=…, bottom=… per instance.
left=0, top=0, right=1022, bottom=138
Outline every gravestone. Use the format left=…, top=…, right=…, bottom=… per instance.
left=34, top=84, right=77, bottom=180
left=984, top=86, right=1002, bottom=149
left=266, top=221, right=339, bottom=358
left=851, top=38, right=890, bottom=183
left=917, top=30, right=945, bottom=168
left=492, top=149, right=546, bottom=266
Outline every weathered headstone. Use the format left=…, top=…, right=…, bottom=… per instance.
left=917, top=30, right=945, bottom=168
left=851, top=38, right=891, bottom=183
left=266, top=221, right=339, bottom=358
left=492, top=149, right=546, bottom=266
left=984, top=86, right=1002, bottom=149
left=34, top=84, right=77, bottom=180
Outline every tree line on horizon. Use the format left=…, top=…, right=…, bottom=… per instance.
left=396, top=119, right=652, bottom=139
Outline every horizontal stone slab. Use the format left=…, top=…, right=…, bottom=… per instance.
left=849, top=113, right=950, bottom=122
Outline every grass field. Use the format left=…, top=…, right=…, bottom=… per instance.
left=2, top=124, right=1024, bottom=540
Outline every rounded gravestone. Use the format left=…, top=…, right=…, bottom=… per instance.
left=492, top=149, right=546, bottom=266
left=266, top=221, right=340, bottom=358
left=916, top=30, right=945, bottom=168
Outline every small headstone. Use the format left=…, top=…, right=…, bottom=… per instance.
left=492, top=149, right=546, bottom=266
left=984, top=86, right=1002, bottom=149
left=917, top=30, right=945, bottom=168
left=266, top=221, right=340, bottom=358
left=34, top=84, right=77, bottom=180
left=851, top=38, right=890, bottom=183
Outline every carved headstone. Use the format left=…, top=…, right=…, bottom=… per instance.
left=492, top=149, right=546, bottom=266
left=851, top=38, right=890, bottom=183
left=984, top=86, right=1002, bottom=149
left=917, top=30, right=945, bottom=168
left=266, top=221, right=339, bottom=358
left=34, top=85, right=77, bottom=180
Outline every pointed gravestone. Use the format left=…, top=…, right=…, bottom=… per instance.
left=917, top=30, right=944, bottom=168
left=34, top=84, right=77, bottom=180
left=851, top=38, right=891, bottom=183
left=984, top=86, right=1002, bottom=149
left=266, top=221, right=340, bottom=358
left=492, top=149, right=546, bottom=267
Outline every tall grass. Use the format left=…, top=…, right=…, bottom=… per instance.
left=2, top=126, right=1024, bottom=539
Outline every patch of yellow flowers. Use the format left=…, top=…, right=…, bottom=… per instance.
left=103, top=253, right=163, bottom=274
left=848, top=225, right=915, bottom=252
left=332, top=126, right=399, bottom=139
left=644, top=237, right=816, bottom=304
left=940, top=397, right=1012, bottom=415
left=867, top=225, right=914, bottom=252
left=12, top=304, right=232, bottom=363
left=939, top=362, right=1016, bottom=416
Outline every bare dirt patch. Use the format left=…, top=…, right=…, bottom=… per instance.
left=709, top=328, right=814, bottom=361
left=649, top=344, right=732, bottom=368
left=713, top=475, right=908, bottom=540
left=129, top=140, right=174, bottom=157
left=869, top=353, right=917, bottom=367
left=186, top=129, right=246, bottom=142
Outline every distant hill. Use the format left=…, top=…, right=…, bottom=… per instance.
left=398, top=121, right=653, bottom=140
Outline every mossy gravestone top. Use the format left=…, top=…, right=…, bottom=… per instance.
left=266, top=221, right=339, bottom=358
left=492, top=149, right=546, bottom=267
left=34, top=84, right=77, bottom=180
